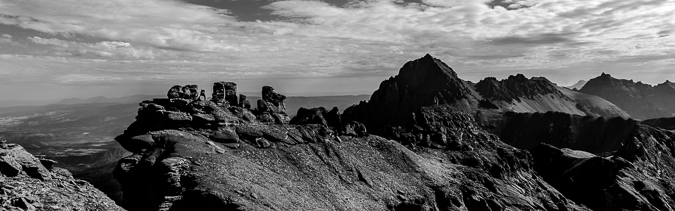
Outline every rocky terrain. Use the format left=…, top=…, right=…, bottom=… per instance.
left=112, top=55, right=593, bottom=211
left=580, top=73, right=675, bottom=120
left=480, top=112, right=675, bottom=210
left=0, top=141, right=122, bottom=210
left=111, top=81, right=591, bottom=210
left=111, top=54, right=675, bottom=211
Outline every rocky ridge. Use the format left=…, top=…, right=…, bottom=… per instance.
left=580, top=73, right=675, bottom=120
left=113, top=79, right=588, bottom=210
left=340, top=54, right=675, bottom=210
left=474, top=74, right=629, bottom=118
left=0, top=141, right=122, bottom=211
left=113, top=54, right=675, bottom=211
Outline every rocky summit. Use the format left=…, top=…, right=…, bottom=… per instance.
left=0, top=140, right=122, bottom=211
left=580, top=73, right=675, bottom=120
left=111, top=54, right=675, bottom=211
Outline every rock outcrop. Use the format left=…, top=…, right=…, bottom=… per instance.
left=580, top=73, right=675, bottom=120
left=255, top=86, right=289, bottom=124
left=0, top=142, right=122, bottom=211
left=212, top=81, right=238, bottom=106
left=168, top=85, right=199, bottom=100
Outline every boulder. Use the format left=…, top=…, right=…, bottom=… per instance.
left=239, top=94, right=251, bottom=109
left=167, top=85, right=183, bottom=99
left=210, top=129, right=240, bottom=143
left=290, top=107, right=328, bottom=125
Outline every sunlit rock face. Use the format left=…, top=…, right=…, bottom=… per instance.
left=0, top=142, right=123, bottom=210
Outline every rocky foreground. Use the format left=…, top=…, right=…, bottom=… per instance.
left=112, top=54, right=675, bottom=211
left=0, top=142, right=122, bottom=211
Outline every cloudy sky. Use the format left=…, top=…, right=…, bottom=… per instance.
left=0, top=0, right=674, bottom=101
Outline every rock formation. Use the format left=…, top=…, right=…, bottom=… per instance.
left=238, top=94, right=251, bottom=109
left=212, top=81, right=238, bottom=106
left=168, top=85, right=199, bottom=100
left=256, top=86, right=289, bottom=124
left=580, top=73, right=675, bottom=120
left=0, top=141, right=122, bottom=210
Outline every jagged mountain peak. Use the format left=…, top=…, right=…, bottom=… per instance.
left=395, top=54, right=460, bottom=91
left=475, top=73, right=563, bottom=101
left=345, top=54, right=479, bottom=130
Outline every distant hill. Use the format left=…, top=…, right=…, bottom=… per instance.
left=566, top=80, right=587, bottom=90
left=0, top=99, right=58, bottom=108
left=54, top=94, right=162, bottom=105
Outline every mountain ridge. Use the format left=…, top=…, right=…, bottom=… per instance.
left=580, top=73, right=675, bottom=120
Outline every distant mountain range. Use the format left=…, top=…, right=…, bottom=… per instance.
left=580, top=73, right=675, bottom=120
left=53, top=94, right=162, bottom=105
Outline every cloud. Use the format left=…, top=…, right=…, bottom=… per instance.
left=487, top=32, right=589, bottom=46
left=0, top=0, right=675, bottom=97
left=0, top=0, right=237, bottom=51
left=27, top=36, right=160, bottom=59
left=0, top=33, right=10, bottom=43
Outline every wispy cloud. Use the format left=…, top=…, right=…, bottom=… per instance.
left=0, top=0, right=674, bottom=98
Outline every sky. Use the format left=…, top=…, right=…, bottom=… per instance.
left=0, top=0, right=674, bottom=101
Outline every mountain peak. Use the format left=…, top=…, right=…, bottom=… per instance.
left=396, top=54, right=459, bottom=90
left=343, top=54, right=478, bottom=131
left=566, top=80, right=588, bottom=90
